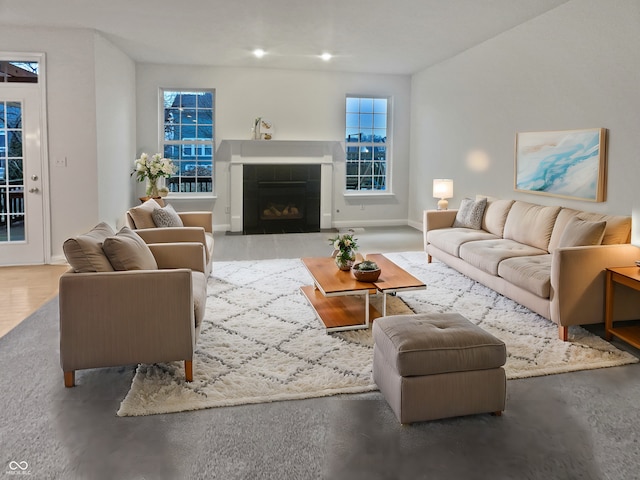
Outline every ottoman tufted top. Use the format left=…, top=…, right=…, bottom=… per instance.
left=373, top=312, right=506, bottom=377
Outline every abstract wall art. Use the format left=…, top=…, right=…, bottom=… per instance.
left=514, top=128, right=607, bottom=202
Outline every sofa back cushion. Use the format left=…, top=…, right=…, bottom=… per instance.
left=503, top=201, right=561, bottom=252
left=103, top=227, right=158, bottom=271
left=63, top=222, right=115, bottom=273
left=548, top=208, right=631, bottom=251
left=557, top=217, right=606, bottom=248
left=481, top=198, right=515, bottom=237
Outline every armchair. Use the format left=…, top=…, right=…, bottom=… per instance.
left=126, top=200, right=214, bottom=277
left=60, top=224, right=207, bottom=387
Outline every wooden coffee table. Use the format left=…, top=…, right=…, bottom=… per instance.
left=301, top=253, right=426, bottom=333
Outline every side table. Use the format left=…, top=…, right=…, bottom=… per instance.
left=605, top=266, right=640, bottom=348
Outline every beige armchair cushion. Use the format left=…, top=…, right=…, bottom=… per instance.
left=103, top=227, right=158, bottom=271
left=63, top=222, right=115, bottom=273
left=128, top=199, right=160, bottom=229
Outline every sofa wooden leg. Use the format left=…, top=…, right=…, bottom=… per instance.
left=185, top=360, right=193, bottom=382
left=64, top=371, right=75, bottom=388
left=492, top=411, right=503, bottom=416
left=558, top=325, right=569, bottom=342
left=427, top=254, right=432, bottom=263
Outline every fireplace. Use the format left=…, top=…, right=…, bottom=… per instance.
left=224, top=140, right=338, bottom=233
left=243, top=164, right=320, bottom=234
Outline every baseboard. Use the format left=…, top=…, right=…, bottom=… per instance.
left=332, top=218, right=409, bottom=229
left=216, top=220, right=420, bottom=232
left=407, top=219, right=423, bottom=231
left=50, top=254, right=68, bottom=265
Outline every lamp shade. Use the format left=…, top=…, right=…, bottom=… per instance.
left=433, top=179, right=453, bottom=199
left=433, top=179, right=453, bottom=210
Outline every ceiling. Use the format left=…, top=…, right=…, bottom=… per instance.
left=1, top=0, right=568, bottom=75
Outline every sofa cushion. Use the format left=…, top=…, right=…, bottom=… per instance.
left=482, top=199, right=515, bottom=237
left=459, top=239, right=547, bottom=276
left=548, top=208, right=631, bottom=251
left=103, top=227, right=158, bottom=271
left=557, top=217, right=606, bottom=248
left=503, top=201, right=561, bottom=252
left=578, top=212, right=631, bottom=245
left=128, top=199, right=160, bottom=229
left=427, top=228, right=499, bottom=258
left=62, top=222, right=115, bottom=273
left=152, top=203, right=184, bottom=228
left=453, top=197, right=487, bottom=229
left=497, top=254, right=552, bottom=298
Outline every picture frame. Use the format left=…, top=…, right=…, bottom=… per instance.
left=514, top=128, right=607, bottom=202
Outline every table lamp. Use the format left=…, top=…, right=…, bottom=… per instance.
left=433, top=179, right=453, bottom=210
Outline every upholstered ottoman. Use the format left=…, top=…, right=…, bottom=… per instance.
left=373, top=312, right=507, bottom=424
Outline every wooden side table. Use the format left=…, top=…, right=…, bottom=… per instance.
left=605, top=266, right=640, bottom=348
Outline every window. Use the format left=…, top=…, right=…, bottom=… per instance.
left=345, top=96, right=389, bottom=192
left=0, top=61, right=38, bottom=83
left=161, top=89, right=214, bottom=194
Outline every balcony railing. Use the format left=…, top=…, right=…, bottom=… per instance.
left=0, top=185, right=24, bottom=225
left=167, top=178, right=213, bottom=193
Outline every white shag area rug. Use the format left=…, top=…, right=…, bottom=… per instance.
left=117, top=252, right=638, bottom=416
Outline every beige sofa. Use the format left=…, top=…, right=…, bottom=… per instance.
left=59, top=223, right=207, bottom=387
left=125, top=199, right=214, bottom=277
left=424, top=198, right=640, bottom=341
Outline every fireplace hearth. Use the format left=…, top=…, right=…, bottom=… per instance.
left=243, top=164, right=321, bottom=234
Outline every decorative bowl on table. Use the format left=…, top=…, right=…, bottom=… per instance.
left=351, top=260, right=382, bottom=282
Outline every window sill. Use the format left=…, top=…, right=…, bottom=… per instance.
left=165, top=195, right=217, bottom=201
left=343, top=191, right=395, bottom=199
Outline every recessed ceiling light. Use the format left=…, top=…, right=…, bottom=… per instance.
left=253, top=49, right=266, bottom=58
left=320, top=52, right=332, bottom=61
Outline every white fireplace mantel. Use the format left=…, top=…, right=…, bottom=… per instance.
left=221, top=140, right=341, bottom=232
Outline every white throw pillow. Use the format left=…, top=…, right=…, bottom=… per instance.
left=452, top=197, right=487, bottom=230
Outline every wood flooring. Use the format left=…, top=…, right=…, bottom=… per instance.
left=0, top=264, right=69, bottom=338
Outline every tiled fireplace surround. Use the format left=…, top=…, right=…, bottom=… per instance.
left=225, top=140, right=340, bottom=233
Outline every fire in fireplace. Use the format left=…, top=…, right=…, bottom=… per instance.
left=243, top=164, right=321, bottom=234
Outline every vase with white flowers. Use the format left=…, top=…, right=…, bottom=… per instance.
left=329, top=230, right=358, bottom=271
left=132, top=153, right=177, bottom=198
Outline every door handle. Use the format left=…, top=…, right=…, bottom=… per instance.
left=29, top=187, right=40, bottom=193
left=31, top=174, right=39, bottom=181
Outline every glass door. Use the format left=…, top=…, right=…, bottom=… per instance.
left=0, top=75, right=45, bottom=265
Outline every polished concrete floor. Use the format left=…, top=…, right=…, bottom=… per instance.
left=2, top=226, right=640, bottom=479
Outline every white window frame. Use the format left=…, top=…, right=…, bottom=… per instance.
left=344, top=95, right=392, bottom=196
left=159, top=88, right=215, bottom=197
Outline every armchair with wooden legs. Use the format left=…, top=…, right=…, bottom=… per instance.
left=59, top=226, right=207, bottom=387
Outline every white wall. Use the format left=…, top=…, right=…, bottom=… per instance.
left=136, top=65, right=412, bottom=230
left=94, top=33, right=136, bottom=229
left=0, top=26, right=101, bottom=260
left=409, top=0, right=640, bottom=227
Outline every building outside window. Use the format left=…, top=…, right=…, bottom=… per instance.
left=161, top=89, right=214, bottom=194
left=345, top=96, right=389, bottom=192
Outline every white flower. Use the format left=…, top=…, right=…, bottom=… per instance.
left=132, top=152, right=177, bottom=183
